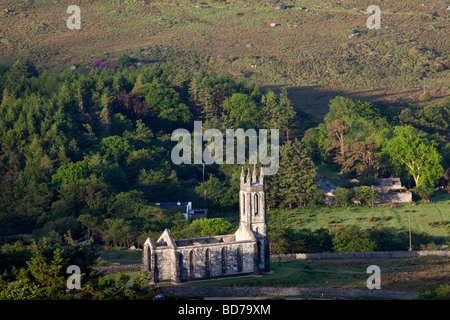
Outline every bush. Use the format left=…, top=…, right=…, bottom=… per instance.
left=116, top=54, right=132, bottom=68
left=416, top=285, right=450, bottom=300
left=332, top=225, right=377, bottom=252
left=334, top=187, right=353, bottom=206
left=353, top=186, right=379, bottom=205
left=175, top=218, right=235, bottom=238
left=413, top=185, right=435, bottom=202
left=285, top=228, right=333, bottom=253
left=309, top=189, right=326, bottom=206
left=358, top=177, right=377, bottom=186
left=369, top=228, right=407, bottom=251
left=419, top=92, right=432, bottom=101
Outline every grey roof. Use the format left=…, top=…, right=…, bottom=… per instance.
left=376, top=178, right=402, bottom=187
left=153, top=202, right=190, bottom=212
left=316, top=179, right=337, bottom=193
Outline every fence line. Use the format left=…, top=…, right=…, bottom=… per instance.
left=271, top=250, right=450, bottom=261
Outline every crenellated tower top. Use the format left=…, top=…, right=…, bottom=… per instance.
left=240, top=165, right=264, bottom=187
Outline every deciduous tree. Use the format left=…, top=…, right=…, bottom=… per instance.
left=383, top=126, right=444, bottom=187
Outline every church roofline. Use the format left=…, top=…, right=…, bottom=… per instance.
left=143, top=237, right=156, bottom=249
left=235, top=223, right=257, bottom=241
left=156, top=228, right=177, bottom=248
left=173, top=238, right=257, bottom=249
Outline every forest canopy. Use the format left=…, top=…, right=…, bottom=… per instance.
left=0, top=58, right=448, bottom=247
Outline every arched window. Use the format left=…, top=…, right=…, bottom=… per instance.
left=257, top=241, right=262, bottom=265
left=189, top=250, right=195, bottom=276
left=243, top=193, right=247, bottom=217
left=145, top=246, right=152, bottom=272
left=237, top=246, right=243, bottom=272
left=154, top=253, right=159, bottom=283
left=254, top=194, right=259, bottom=215
left=221, top=247, right=227, bottom=273
left=205, top=249, right=211, bottom=275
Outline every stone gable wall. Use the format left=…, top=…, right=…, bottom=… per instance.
left=154, top=247, right=176, bottom=283
left=378, top=192, right=412, bottom=203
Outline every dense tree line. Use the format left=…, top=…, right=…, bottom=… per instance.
left=0, top=57, right=448, bottom=251
left=268, top=217, right=448, bottom=255
left=302, top=96, right=449, bottom=198
left=0, top=236, right=161, bottom=300
left=0, top=57, right=314, bottom=247
left=0, top=55, right=447, bottom=299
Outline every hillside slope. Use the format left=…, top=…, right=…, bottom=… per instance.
left=1, top=1, right=448, bottom=95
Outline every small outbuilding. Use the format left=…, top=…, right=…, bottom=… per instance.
left=153, top=202, right=207, bottom=221
left=316, top=179, right=337, bottom=203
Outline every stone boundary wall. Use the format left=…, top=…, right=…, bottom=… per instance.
left=93, top=250, right=449, bottom=274
left=271, top=250, right=450, bottom=262
left=93, top=264, right=142, bottom=275
left=378, top=192, right=412, bottom=203
left=161, top=286, right=419, bottom=300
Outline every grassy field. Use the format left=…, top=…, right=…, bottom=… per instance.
left=208, top=190, right=450, bottom=239
left=96, top=246, right=143, bottom=265
left=1, top=0, right=449, bottom=120
left=269, top=197, right=450, bottom=238
left=177, top=256, right=450, bottom=292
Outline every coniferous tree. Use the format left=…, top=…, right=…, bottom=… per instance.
left=99, top=91, right=112, bottom=136
left=10, top=58, right=38, bottom=81
left=277, top=139, right=317, bottom=208
left=262, top=89, right=295, bottom=141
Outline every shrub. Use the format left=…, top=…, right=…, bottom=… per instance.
left=416, top=285, right=450, bottom=300
left=358, top=177, right=377, bottom=186
left=117, top=54, right=132, bottom=68
left=184, top=218, right=235, bottom=238
left=413, top=185, right=435, bottom=202
left=420, top=243, right=438, bottom=251
left=419, top=92, right=432, bottom=101
left=332, top=225, right=377, bottom=252
left=334, top=187, right=353, bottom=206
left=353, top=186, right=379, bottom=205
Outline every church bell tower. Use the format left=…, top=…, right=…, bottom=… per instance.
left=238, top=165, right=270, bottom=272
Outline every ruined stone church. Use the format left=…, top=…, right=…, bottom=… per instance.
left=142, top=166, right=270, bottom=284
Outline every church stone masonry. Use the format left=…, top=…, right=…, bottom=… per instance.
left=142, top=166, right=270, bottom=284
